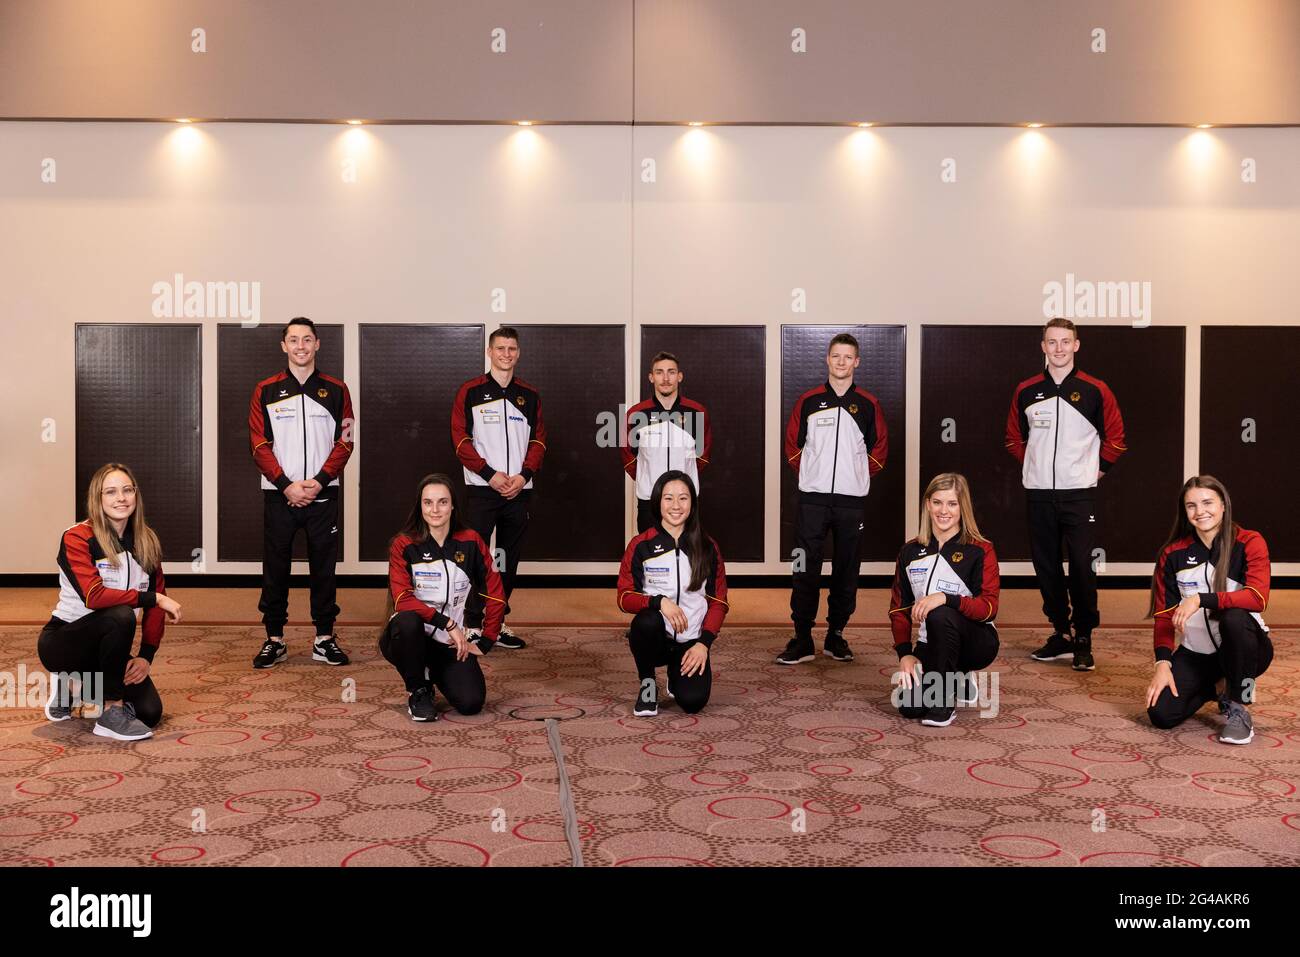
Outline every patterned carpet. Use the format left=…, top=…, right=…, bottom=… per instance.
left=2, top=622, right=1298, bottom=867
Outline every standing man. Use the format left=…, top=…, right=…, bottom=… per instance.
left=451, top=327, right=545, bottom=650
left=779, top=333, right=889, bottom=665
left=1006, top=318, right=1127, bottom=672
left=249, top=317, right=354, bottom=669
left=621, top=351, right=712, bottom=533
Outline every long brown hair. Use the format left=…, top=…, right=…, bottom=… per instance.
left=381, top=474, right=466, bottom=628
left=84, top=463, right=162, bottom=572
left=651, top=470, right=714, bottom=592
left=916, top=473, right=986, bottom=547
left=1147, top=475, right=1235, bottom=617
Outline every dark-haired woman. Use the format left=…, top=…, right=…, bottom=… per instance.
left=888, top=473, right=999, bottom=727
left=380, top=474, right=505, bottom=722
left=38, top=463, right=182, bottom=741
left=1146, top=476, right=1271, bottom=745
left=616, top=471, right=728, bottom=716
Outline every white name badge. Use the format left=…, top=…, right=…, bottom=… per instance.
left=481, top=410, right=501, bottom=424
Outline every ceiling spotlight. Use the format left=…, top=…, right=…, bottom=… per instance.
left=1196, top=123, right=1213, bottom=129
left=176, top=118, right=193, bottom=123
left=517, top=121, right=534, bottom=126
left=1026, top=122, right=1044, bottom=128
left=688, top=121, right=704, bottom=127
left=857, top=122, right=874, bottom=128
left=346, top=119, right=363, bottom=125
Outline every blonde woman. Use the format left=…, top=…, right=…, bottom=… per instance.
left=38, top=463, right=182, bottom=740
left=888, top=473, right=1000, bottom=727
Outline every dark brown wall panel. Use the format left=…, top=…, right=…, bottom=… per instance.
left=919, top=325, right=1184, bottom=564
left=512, top=325, right=624, bottom=562
left=639, top=326, right=765, bottom=562
left=359, top=324, right=485, bottom=561
left=75, top=324, right=202, bottom=563
left=780, top=325, right=906, bottom=564
left=217, top=323, right=345, bottom=562
left=1200, top=327, right=1298, bottom=563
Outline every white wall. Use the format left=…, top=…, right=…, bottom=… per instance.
left=1, top=122, right=1297, bottom=575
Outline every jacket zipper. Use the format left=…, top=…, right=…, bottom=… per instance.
left=301, top=384, right=308, bottom=485
left=674, top=549, right=682, bottom=640
left=502, top=394, right=510, bottom=475
left=830, top=404, right=842, bottom=495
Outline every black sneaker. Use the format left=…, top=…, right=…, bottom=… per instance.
left=44, top=672, right=73, bottom=722
left=407, top=687, right=438, bottom=722
left=776, top=635, right=816, bottom=665
left=1071, top=638, right=1095, bottom=672
left=253, top=638, right=287, bottom=669
left=1030, top=632, right=1073, bottom=661
left=921, top=705, right=956, bottom=727
left=495, top=626, right=527, bottom=651
left=634, top=680, right=658, bottom=717
left=312, top=635, right=350, bottom=666
left=823, top=631, right=854, bottom=662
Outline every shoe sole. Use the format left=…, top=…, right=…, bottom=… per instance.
left=921, top=714, right=956, bottom=727
left=633, top=706, right=658, bottom=717
left=312, top=651, right=349, bottom=665
left=776, top=654, right=816, bottom=665
left=1030, top=652, right=1073, bottom=661
left=1072, top=661, right=1096, bottom=672
left=495, top=642, right=526, bottom=650
left=92, top=723, right=152, bottom=741
left=407, top=709, right=438, bottom=722
left=1219, top=728, right=1253, bottom=745
left=823, top=649, right=854, bottom=662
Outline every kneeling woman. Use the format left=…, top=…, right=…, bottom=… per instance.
left=617, top=471, right=728, bottom=716
left=1146, top=475, right=1272, bottom=745
left=38, top=463, right=182, bottom=740
left=888, top=473, right=999, bottom=727
left=381, top=474, right=504, bottom=722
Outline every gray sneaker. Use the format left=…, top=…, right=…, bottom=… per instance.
left=93, top=702, right=153, bottom=741
left=44, top=672, right=73, bottom=722
left=1219, top=701, right=1254, bottom=745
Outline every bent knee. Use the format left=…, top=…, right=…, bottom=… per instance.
left=1146, top=706, right=1182, bottom=731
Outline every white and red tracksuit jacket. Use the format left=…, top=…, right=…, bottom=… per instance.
left=1005, top=366, right=1126, bottom=498
left=249, top=368, right=354, bottom=492
left=620, top=395, right=712, bottom=501
left=389, top=528, right=505, bottom=647
left=1151, top=527, right=1270, bottom=660
left=452, top=374, right=546, bottom=489
left=888, top=536, right=999, bottom=656
left=785, top=381, right=888, bottom=498
left=617, top=526, right=729, bottom=645
left=53, top=521, right=167, bottom=662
